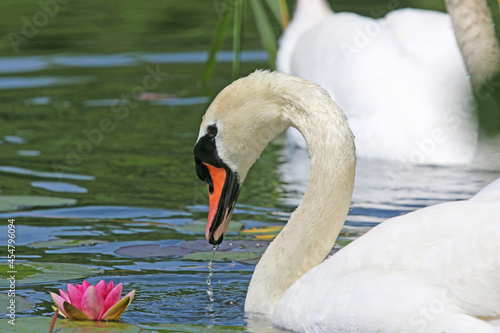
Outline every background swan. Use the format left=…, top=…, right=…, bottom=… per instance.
left=193, top=70, right=500, bottom=332
left=278, top=0, right=500, bottom=168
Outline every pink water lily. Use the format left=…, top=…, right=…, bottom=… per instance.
left=50, top=280, right=135, bottom=321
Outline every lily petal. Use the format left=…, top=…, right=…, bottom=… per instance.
left=80, top=285, right=103, bottom=320
left=50, top=292, right=69, bottom=318
left=110, top=283, right=123, bottom=302
left=123, top=290, right=136, bottom=303
left=80, top=280, right=91, bottom=294
left=67, top=283, right=82, bottom=310
left=95, top=280, right=108, bottom=298
left=106, top=280, right=115, bottom=294
left=63, top=302, right=91, bottom=320
left=51, top=280, right=135, bottom=321
left=101, top=290, right=135, bottom=321
left=59, top=289, right=70, bottom=303
left=101, top=282, right=122, bottom=317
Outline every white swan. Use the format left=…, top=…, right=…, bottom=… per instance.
left=193, top=70, right=500, bottom=332
left=278, top=0, right=500, bottom=168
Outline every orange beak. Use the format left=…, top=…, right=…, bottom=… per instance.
left=204, top=163, right=227, bottom=241
left=194, top=132, right=240, bottom=245
left=199, top=163, right=240, bottom=244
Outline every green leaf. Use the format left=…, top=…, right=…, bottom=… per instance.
left=0, top=262, right=103, bottom=285
left=249, top=0, right=277, bottom=69
left=202, top=4, right=234, bottom=83
left=101, top=292, right=135, bottom=320
left=232, top=0, right=245, bottom=79
left=0, top=316, right=141, bottom=333
left=0, top=294, right=35, bottom=314
left=265, top=0, right=289, bottom=28
left=63, top=302, right=91, bottom=320
left=0, top=195, right=76, bottom=212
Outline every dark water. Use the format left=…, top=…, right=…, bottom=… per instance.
left=0, top=1, right=499, bottom=332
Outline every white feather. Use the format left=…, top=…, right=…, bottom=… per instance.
left=278, top=0, right=500, bottom=168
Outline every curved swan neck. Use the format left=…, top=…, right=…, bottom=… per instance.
left=244, top=74, right=356, bottom=315
left=444, top=0, right=500, bottom=85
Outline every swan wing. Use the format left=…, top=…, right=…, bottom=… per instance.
left=273, top=187, right=500, bottom=332
left=287, top=9, right=474, bottom=164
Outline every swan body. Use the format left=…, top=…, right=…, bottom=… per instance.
left=193, top=71, right=500, bottom=332
left=275, top=195, right=500, bottom=332
left=278, top=0, right=481, bottom=166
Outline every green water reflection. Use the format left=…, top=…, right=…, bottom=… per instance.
left=0, top=58, right=287, bottom=208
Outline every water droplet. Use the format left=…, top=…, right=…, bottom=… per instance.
left=206, top=244, right=218, bottom=302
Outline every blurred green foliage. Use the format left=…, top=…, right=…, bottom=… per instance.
left=0, top=0, right=266, bottom=56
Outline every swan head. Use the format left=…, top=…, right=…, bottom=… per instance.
left=193, top=70, right=291, bottom=244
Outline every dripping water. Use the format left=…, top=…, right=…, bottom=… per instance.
left=205, top=244, right=218, bottom=325
left=206, top=244, right=218, bottom=302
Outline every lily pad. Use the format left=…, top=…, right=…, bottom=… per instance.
left=0, top=294, right=35, bottom=313
left=0, top=316, right=141, bottom=333
left=178, top=240, right=216, bottom=252
left=0, top=195, right=76, bottom=212
left=174, top=220, right=244, bottom=235
left=180, top=240, right=269, bottom=253
left=183, top=251, right=260, bottom=262
left=27, top=239, right=108, bottom=248
left=0, top=262, right=103, bottom=285
left=114, top=244, right=189, bottom=257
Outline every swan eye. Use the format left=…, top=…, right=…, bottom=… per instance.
left=207, top=125, right=218, bottom=138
